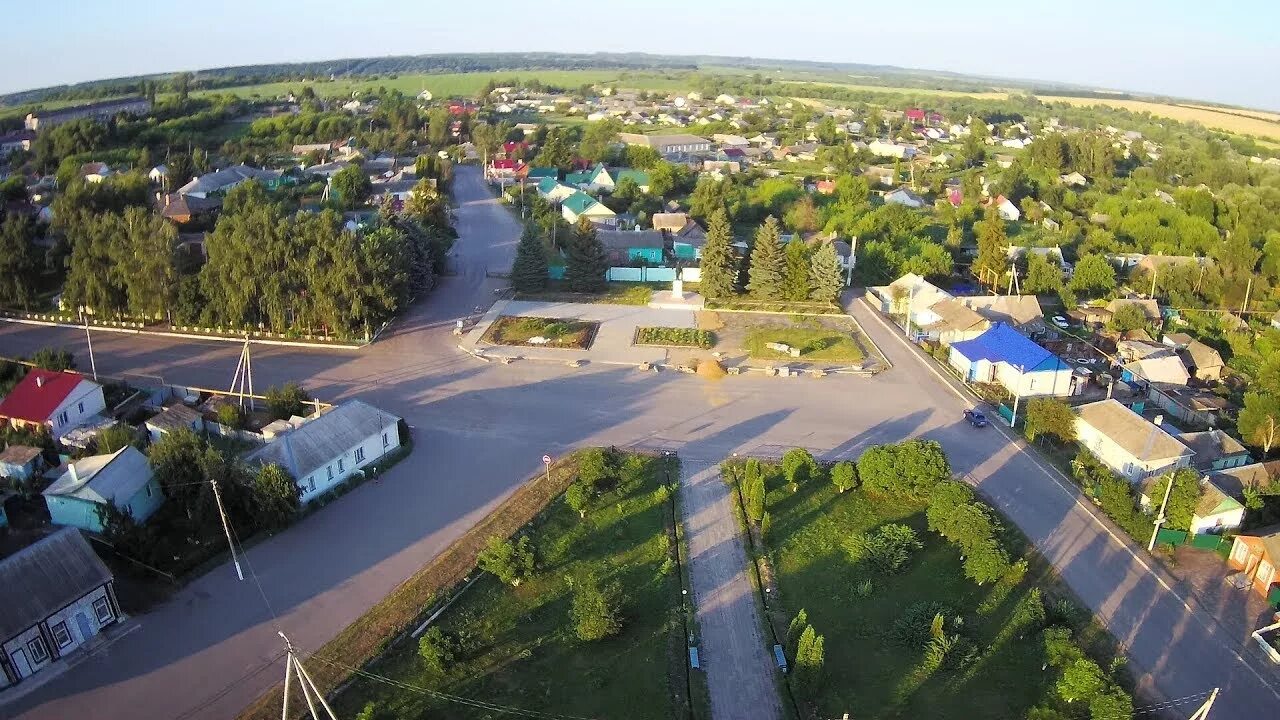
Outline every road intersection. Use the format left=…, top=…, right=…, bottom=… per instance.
left=2, top=166, right=1278, bottom=719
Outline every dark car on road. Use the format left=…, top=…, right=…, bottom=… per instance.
left=963, top=409, right=989, bottom=427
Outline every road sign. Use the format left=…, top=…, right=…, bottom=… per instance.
left=542, top=454, right=552, bottom=465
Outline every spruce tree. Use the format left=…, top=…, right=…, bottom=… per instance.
left=698, top=208, right=738, bottom=298
left=808, top=241, right=845, bottom=303
left=511, top=223, right=549, bottom=292
left=746, top=216, right=785, bottom=299
left=565, top=217, right=607, bottom=293
left=783, top=239, right=811, bottom=301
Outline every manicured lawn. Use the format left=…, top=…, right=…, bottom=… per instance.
left=333, top=453, right=688, bottom=720
left=745, top=461, right=1124, bottom=720
left=744, top=327, right=865, bottom=362
left=635, top=327, right=714, bottom=348
left=516, top=281, right=656, bottom=306
left=482, top=316, right=598, bottom=348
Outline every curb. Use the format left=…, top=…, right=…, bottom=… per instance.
left=1, top=317, right=366, bottom=350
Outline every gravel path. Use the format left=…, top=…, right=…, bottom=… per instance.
left=680, top=463, right=783, bottom=720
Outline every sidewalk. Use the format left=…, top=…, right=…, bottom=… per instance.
left=0, top=619, right=140, bottom=710
left=680, top=463, right=783, bottom=720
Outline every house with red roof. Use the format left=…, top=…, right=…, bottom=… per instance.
left=0, top=370, right=106, bottom=439
left=905, top=108, right=927, bottom=124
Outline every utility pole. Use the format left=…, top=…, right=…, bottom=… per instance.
left=1187, top=688, right=1219, bottom=720
left=904, top=283, right=915, bottom=340
left=79, top=308, right=98, bottom=382
left=1147, top=477, right=1177, bottom=551
left=210, top=477, right=244, bottom=581
left=278, top=632, right=339, bottom=720
left=1241, top=276, right=1254, bottom=317
left=1010, top=364, right=1025, bottom=427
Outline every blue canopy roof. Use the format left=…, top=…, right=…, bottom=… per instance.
left=950, top=323, right=1064, bottom=371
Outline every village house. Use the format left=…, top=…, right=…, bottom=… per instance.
left=561, top=191, right=616, bottom=226
left=598, top=229, right=665, bottom=265
left=43, top=446, right=165, bottom=533
left=178, top=164, right=282, bottom=198
left=1073, top=400, right=1194, bottom=482
left=884, top=187, right=925, bottom=208
left=949, top=323, right=1077, bottom=397
left=1145, top=385, right=1233, bottom=427
left=1174, top=429, right=1251, bottom=472
left=959, top=295, right=1047, bottom=336
left=0, top=528, right=121, bottom=688
left=867, top=139, right=917, bottom=159
left=618, top=132, right=711, bottom=156
left=1139, top=474, right=1244, bottom=534
left=0, top=370, right=107, bottom=440
left=919, top=299, right=988, bottom=345
left=143, top=404, right=205, bottom=443
left=1180, top=340, right=1224, bottom=382
left=1227, top=525, right=1280, bottom=602
left=0, top=445, right=45, bottom=482
left=24, top=96, right=151, bottom=132
left=869, top=273, right=953, bottom=329
left=243, top=400, right=402, bottom=504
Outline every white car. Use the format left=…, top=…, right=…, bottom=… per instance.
left=1052, top=316, right=1070, bottom=328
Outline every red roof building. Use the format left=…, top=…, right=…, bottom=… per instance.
left=0, top=369, right=106, bottom=436
left=905, top=108, right=926, bottom=123
left=815, top=180, right=836, bottom=195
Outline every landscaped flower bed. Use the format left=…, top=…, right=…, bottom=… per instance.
left=482, top=316, right=599, bottom=349
left=634, top=326, right=715, bottom=348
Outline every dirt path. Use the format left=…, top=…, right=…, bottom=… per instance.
left=680, top=463, right=784, bottom=720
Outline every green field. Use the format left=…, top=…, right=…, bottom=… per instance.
left=741, top=460, right=1126, bottom=720
left=333, top=452, right=690, bottom=720
left=192, top=70, right=701, bottom=101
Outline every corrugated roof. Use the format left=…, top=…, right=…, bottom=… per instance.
left=1124, top=355, right=1189, bottom=385
left=244, top=400, right=399, bottom=481
left=0, top=370, right=90, bottom=425
left=1176, top=430, right=1248, bottom=469
left=960, top=295, right=1044, bottom=328
left=1074, top=399, right=1193, bottom=463
left=1208, top=461, right=1280, bottom=498
left=562, top=191, right=601, bottom=215
left=0, top=444, right=42, bottom=466
left=597, top=229, right=664, bottom=250
left=145, top=404, right=202, bottom=433
left=0, top=528, right=112, bottom=641
left=922, top=299, right=987, bottom=333
left=950, top=323, right=1063, bottom=370
left=43, top=446, right=152, bottom=505
left=1197, top=477, right=1243, bottom=518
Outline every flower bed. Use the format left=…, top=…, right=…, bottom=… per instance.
left=634, top=326, right=715, bottom=349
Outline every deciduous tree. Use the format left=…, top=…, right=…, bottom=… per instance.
left=478, top=535, right=536, bottom=586
left=571, top=571, right=622, bottom=641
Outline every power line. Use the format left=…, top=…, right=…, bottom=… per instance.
left=306, top=655, right=598, bottom=720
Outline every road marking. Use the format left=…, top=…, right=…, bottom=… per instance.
left=856, top=297, right=1280, bottom=702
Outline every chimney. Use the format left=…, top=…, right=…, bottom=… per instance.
left=36, top=375, right=45, bottom=388
left=69, top=462, right=78, bottom=484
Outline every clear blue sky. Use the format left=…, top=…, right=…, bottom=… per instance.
left=3, top=0, right=1276, bottom=110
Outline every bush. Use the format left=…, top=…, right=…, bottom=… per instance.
left=634, top=327, right=714, bottom=348
left=265, top=382, right=311, bottom=420
left=418, top=626, right=455, bottom=673
left=478, top=535, right=537, bottom=586
left=1024, top=398, right=1077, bottom=444
left=830, top=460, right=857, bottom=493
left=577, top=447, right=619, bottom=490
left=852, top=523, right=922, bottom=574
left=891, top=601, right=954, bottom=647
left=858, top=440, right=950, bottom=497
left=781, top=448, right=820, bottom=490
left=571, top=572, right=623, bottom=641
left=216, top=403, right=244, bottom=430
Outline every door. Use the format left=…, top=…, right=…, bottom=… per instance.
left=10, top=648, right=31, bottom=679
left=76, top=612, right=94, bottom=644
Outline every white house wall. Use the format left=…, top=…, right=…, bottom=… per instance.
left=48, top=382, right=107, bottom=437
left=1075, top=419, right=1191, bottom=482
left=1191, top=508, right=1244, bottom=535
left=297, top=426, right=402, bottom=503
left=39, top=585, right=114, bottom=660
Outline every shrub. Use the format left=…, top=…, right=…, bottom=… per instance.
left=216, top=403, right=244, bottom=429
left=634, top=327, right=714, bottom=348
left=963, top=537, right=1011, bottom=585
left=793, top=624, right=825, bottom=692
left=830, top=460, right=857, bottom=493
left=571, top=572, right=623, bottom=641
left=854, top=523, right=922, bottom=574
left=744, top=472, right=766, bottom=524
left=858, top=440, right=950, bottom=497
left=478, top=535, right=537, bottom=586
left=781, top=448, right=820, bottom=490
left=787, top=609, right=809, bottom=652
left=891, top=601, right=954, bottom=647
left=418, top=626, right=455, bottom=673
left=577, top=447, right=619, bottom=490
left=265, top=382, right=311, bottom=420
left=565, top=481, right=592, bottom=518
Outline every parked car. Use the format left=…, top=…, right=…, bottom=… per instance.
left=1052, top=316, right=1070, bottom=328
left=963, top=409, right=989, bottom=427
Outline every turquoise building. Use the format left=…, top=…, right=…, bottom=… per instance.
left=43, top=446, right=164, bottom=533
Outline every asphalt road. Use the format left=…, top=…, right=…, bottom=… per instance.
left=2, top=165, right=1278, bottom=719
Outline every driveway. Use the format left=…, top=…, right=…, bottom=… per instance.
left=2, top=169, right=1279, bottom=719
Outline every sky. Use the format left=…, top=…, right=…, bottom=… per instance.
left=3, top=0, right=1277, bottom=110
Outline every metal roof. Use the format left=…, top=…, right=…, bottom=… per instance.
left=43, top=446, right=153, bottom=506
left=0, top=370, right=90, bottom=425
left=0, top=528, right=112, bottom=642
left=244, top=400, right=399, bottom=481
left=1074, top=399, right=1193, bottom=463
left=950, top=323, right=1064, bottom=371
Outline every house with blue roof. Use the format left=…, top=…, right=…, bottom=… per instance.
left=949, top=323, right=1078, bottom=397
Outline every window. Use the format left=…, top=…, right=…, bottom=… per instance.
left=327, top=466, right=334, bottom=480
left=354, top=447, right=365, bottom=463
left=1233, top=543, right=1247, bottom=561
left=307, top=477, right=315, bottom=493
left=382, top=432, right=389, bottom=448
left=145, top=484, right=153, bottom=498
left=78, top=402, right=85, bottom=414
left=51, top=622, right=72, bottom=648
left=27, top=636, right=48, bottom=663
left=338, top=459, right=344, bottom=473
left=93, top=596, right=114, bottom=624
left=57, top=411, right=69, bottom=426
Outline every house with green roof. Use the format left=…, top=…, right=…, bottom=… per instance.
left=536, top=177, right=577, bottom=203
left=585, top=164, right=651, bottom=194
left=561, top=191, right=616, bottom=225
left=525, top=167, right=558, bottom=182
left=565, top=170, right=593, bottom=187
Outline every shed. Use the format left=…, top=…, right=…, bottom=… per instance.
left=42, top=447, right=165, bottom=533
left=143, top=404, right=204, bottom=442
left=0, top=445, right=45, bottom=482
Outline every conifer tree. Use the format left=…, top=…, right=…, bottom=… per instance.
left=808, top=241, right=845, bottom=303
left=698, top=208, right=738, bottom=298
left=511, top=223, right=549, bottom=292
left=565, top=217, right=607, bottom=293
left=783, top=239, right=811, bottom=301
left=746, top=216, right=785, bottom=299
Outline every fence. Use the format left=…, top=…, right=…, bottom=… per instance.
left=1154, top=528, right=1230, bottom=551
left=547, top=266, right=701, bottom=283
